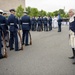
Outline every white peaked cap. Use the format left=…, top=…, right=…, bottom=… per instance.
left=0, top=9, right=3, bottom=13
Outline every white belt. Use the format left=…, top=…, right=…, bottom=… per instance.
left=22, top=23, right=29, bottom=24
left=10, top=23, right=14, bottom=25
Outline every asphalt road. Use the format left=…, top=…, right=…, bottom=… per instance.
left=0, top=26, right=75, bottom=75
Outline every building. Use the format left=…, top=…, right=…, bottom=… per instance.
left=0, top=0, right=25, bottom=12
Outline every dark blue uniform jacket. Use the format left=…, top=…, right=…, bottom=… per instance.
left=0, top=15, right=8, bottom=32
left=8, top=14, right=18, bottom=32
left=21, top=15, right=31, bottom=30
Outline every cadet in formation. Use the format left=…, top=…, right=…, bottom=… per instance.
left=21, top=12, right=31, bottom=46
left=3, top=13, right=10, bottom=48
left=0, top=10, right=7, bottom=59
left=48, top=16, right=52, bottom=31
left=41, top=16, right=44, bottom=31
left=31, top=16, right=37, bottom=31
left=8, top=9, right=19, bottom=51
left=43, top=16, right=48, bottom=31
left=37, top=16, right=42, bottom=31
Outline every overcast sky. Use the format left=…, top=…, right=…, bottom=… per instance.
left=26, top=0, right=75, bottom=12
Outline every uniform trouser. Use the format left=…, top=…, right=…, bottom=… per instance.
left=3, top=30, right=7, bottom=37
left=44, top=25, right=48, bottom=31
left=34, top=24, right=36, bottom=31
left=49, top=25, right=52, bottom=31
left=0, top=31, right=3, bottom=57
left=22, top=30, right=29, bottom=45
left=32, top=24, right=35, bottom=31
left=41, top=24, right=43, bottom=31
left=37, top=25, right=42, bottom=31
left=9, top=31, right=18, bottom=50
left=58, top=24, right=61, bottom=32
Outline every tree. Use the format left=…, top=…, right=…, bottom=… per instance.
left=30, top=8, right=38, bottom=17
left=58, top=9, right=65, bottom=15
left=64, top=13, right=69, bottom=18
left=47, top=12, right=54, bottom=17
left=26, top=6, right=31, bottom=16
left=53, top=10, right=59, bottom=16
left=38, top=10, right=47, bottom=16
left=16, top=5, right=24, bottom=18
left=26, top=6, right=68, bottom=18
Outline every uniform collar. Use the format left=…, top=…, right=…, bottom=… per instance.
left=69, top=15, right=75, bottom=22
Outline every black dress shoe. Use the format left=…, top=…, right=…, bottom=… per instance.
left=0, top=55, right=5, bottom=59
left=72, top=62, right=75, bottom=65
left=68, top=56, right=75, bottom=59
left=25, top=44, right=30, bottom=46
left=6, top=45, right=9, bottom=48
left=22, top=43, right=24, bottom=45
left=10, top=48, right=14, bottom=51
left=15, top=49, right=20, bottom=51
left=58, top=31, right=61, bottom=32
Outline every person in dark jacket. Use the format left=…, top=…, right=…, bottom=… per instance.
left=57, top=14, right=62, bottom=32
left=48, top=16, right=52, bottom=31
left=31, top=17, right=37, bottom=31
left=3, top=12, right=9, bottom=42
left=0, top=10, right=7, bottom=59
left=37, top=16, right=42, bottom=31
left=43, top=16, right=48, bottom=31
left=41, top=16, right=44, bottom=31
left=8, top=9, right=19, bottom=51
left=21, top=12, right=31, bottom=46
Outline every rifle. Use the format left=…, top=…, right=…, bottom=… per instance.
left=2, top=31, right=7, bottom=58
left=29, top=31, right=32, bottom=45
left=18, top=30, right=23, bottom=50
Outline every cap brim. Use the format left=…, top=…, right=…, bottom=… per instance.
left=0, top=10, right=3, bottom=13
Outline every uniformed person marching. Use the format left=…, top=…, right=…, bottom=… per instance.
left=21, top=11, right=31, bottom=46
left=8, top=9, right=19, bottom=51
left=0, top=10, right=7, bottom=59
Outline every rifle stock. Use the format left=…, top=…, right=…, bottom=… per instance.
left=18, top=30, right=23, bottom=50
left=2, top=31, right=7, bottom=58
left=29, top=31, right=32, bottom=45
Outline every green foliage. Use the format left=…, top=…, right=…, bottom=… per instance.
left=59, top=9, right=65, bottom=15
left=26, top=6, right=31, bottom=16
left=38, top=10, right=47, bottom=16
left=30, top=8, right=38, bottom=17
left=53, top=10, right=59, bottom=16
left=63, top=13, right=69, bottom=18
left=47, top=12, right=54, bottom=17
left=16, top=5, right=24, bottom=18
left=26, top=6, right=68, bottom=18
